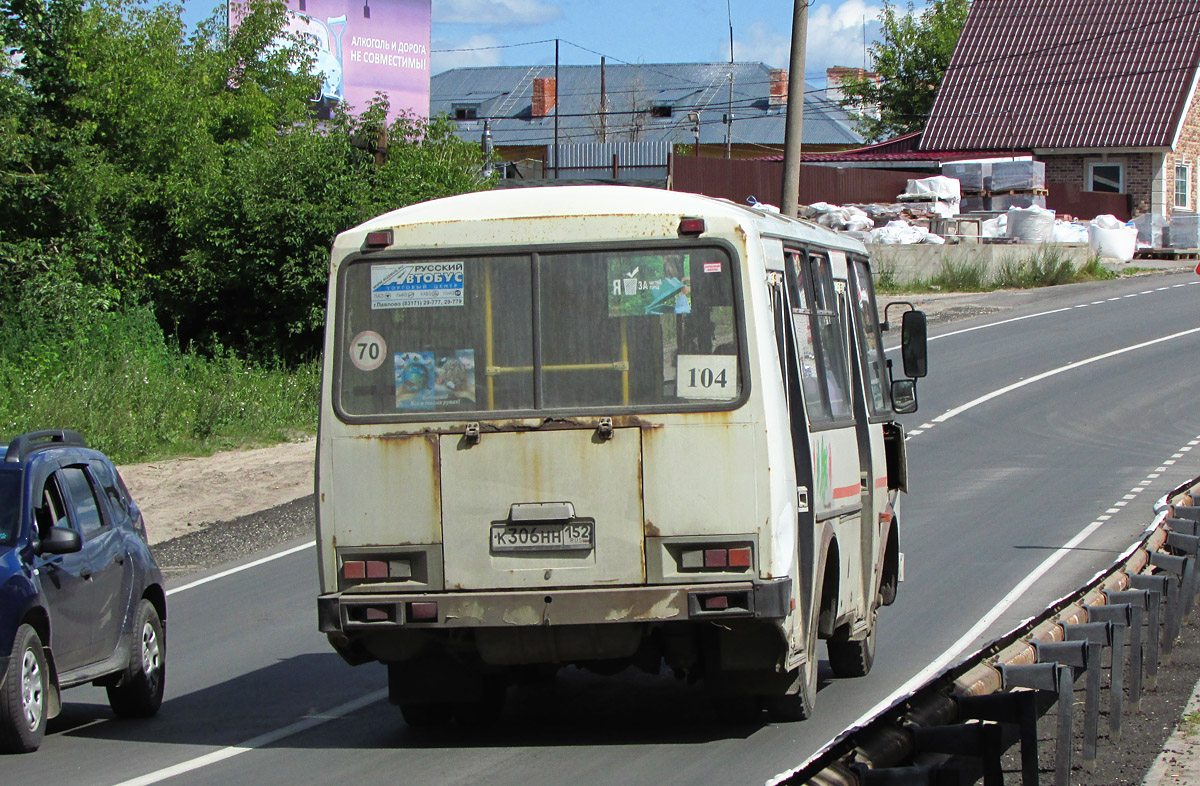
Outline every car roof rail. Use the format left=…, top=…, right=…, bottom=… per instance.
left=4, top=429, right=88, bottom=463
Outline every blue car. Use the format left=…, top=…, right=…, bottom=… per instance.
left=0, top=430, right=166, bottom=753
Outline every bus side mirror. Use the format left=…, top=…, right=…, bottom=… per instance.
left=891, top=379, right=918, bottom=414
left=901, top=310, right=928, bottom=379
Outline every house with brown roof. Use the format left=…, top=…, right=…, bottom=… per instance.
left=921, top=0, right=1200, bottom=218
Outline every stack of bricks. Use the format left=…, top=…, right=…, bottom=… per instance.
left=943, top=161, right=1047, bottom=212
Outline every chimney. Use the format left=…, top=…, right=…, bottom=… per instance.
left=769, top=69, right=788, bottom=109
left=532, top=77, right=557, bottom=118
left=826, top=66, right=872, bottom=102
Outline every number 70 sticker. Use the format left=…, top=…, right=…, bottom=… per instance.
left=350, top=331, right=387, bottom=371
left=676, top=355, right=738, bottom=400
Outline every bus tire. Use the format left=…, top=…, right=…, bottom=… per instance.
left=827, top=613, right=876, bottom=678
left=711, top=693, right=763, bottom=723
left=765, top=596, right=820, bottom=722
left=400, top=702, right=455, bottom=729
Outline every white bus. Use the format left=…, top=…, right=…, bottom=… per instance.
left=316, top=186, right=927, bottom=724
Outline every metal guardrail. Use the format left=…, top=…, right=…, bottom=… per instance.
left=774, top=471, right=1200, bottom=786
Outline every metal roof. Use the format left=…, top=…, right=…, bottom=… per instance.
left=432, top=62, right=864, bottom=148
left=921, top=0, right=1200, bottom=151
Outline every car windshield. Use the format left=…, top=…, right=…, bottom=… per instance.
left=335, top=246, right=743, bottom=419
left=0, top=471, right=19, bottom=547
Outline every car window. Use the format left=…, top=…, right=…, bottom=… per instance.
left=90, top=459, right=131, bottom=528
left=60, top=466, right=106, bottom=540
left=36, top=474, right=70, bottom=541
left=0, top=472, right=18, bottom=546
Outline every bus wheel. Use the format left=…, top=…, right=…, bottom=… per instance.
left=455, top=677, right=507, bottom=728
left=765, top=610, right=819, bottom=722
left=710, top=693, right=762, bottom=723
left=400, top=702, right=455, bottom=729
left=827, top=615, right=877, bottom=678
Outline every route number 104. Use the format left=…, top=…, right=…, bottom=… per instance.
left=676, top=355, right=738, bottom=401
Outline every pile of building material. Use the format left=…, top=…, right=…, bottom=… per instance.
left=1088, top=214, right=1137, bottom=261
left=800, top=201, right=949, bottom=244
left=1170, top=212, right=1200, bottom=249
left=895, top=176, right=961, bottom=218
left=942, top=160, right=1047, bottom=211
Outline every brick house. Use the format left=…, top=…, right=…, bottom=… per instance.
left=921, top=0, right=1200, bottom=218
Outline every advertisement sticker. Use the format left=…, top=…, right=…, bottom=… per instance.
left=394, top=350, right=475, bottom=409
left=607, top=255, right=691, bottom=317
left=371, top=261, right=465, bottom=309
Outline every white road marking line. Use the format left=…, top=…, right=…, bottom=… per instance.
left=931, top=307, right=1073, bottom=341
left=166, top=541, right=315, bottom=596
left=929, top=327, right=1200, bottom=426
left=768, top=435, right=1200, bottom=786
left=109, top=689, right=388, bottom=786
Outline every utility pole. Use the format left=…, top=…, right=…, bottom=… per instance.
left=600, top=56, right=608, bottom=143
left=482, top=119, right=494, bottom=178
left=553, top=38, right=560, bottom=179
left=726, top=1, right=734, bottom=159
left=781, top=0, right=809, bottom=216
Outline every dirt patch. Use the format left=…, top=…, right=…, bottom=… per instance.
left=118, top=438, right=316, bottom=545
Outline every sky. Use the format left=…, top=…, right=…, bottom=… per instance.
left=178, top=0, right=930, bottom=87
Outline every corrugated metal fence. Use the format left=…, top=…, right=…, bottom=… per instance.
left=670, top=155, right=919, bottom=207
left=672, top=155, right=1135, bottom=220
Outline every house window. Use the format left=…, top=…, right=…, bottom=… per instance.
left=1087, top=162, right=1124, bottom=193
left=1175, top=163, right=1192, bottom=209
left=650, top=105, right=672, bottom=118
left=453, top=105, right=479, bottom=121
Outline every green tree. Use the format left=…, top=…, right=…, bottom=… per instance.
left=0, top=0, right=491, bottom=364
left=838, top=0, right=970, bottom=142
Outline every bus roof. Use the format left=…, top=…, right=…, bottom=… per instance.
left=342, top=186, right=868, bottom=256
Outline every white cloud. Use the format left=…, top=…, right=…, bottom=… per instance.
left=434, top=0, right=562, bottom=26
left=806, top=0, right=884, bottom=74
left=433, top=34, right=504, bottom=73
left=731, top=1, right=883, bottom=78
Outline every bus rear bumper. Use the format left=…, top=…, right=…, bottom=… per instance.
left=318, top=577, right=792, bottom=634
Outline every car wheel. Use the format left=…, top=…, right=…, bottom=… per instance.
left=0, top=624, right=48, bottom=753
left=106, top=600, right=165, bottom=718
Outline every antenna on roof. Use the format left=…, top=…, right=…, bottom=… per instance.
left=726, top=0, right=734, bottom=159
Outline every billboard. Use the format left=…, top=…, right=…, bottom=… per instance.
left=235, top=0, right=431, bottom=121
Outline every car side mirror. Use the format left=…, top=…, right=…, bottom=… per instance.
left=901, top=310, right=928, bottom=379
left=38, top=525, right=82, bottom=556
left=891, top=379, right=918, bottom=414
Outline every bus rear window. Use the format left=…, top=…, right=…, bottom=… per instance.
left=335, top=247, right=742, bottom=419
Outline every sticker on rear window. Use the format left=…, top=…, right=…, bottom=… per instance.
left=371, top=262, right=464, bottom=309
left=676, top=355, right=738, bottom=400
left=607, top=255, right=691, bottom=317
left=395, top=350, right=476, bottom=410
left=349, top=331, right=386, bottom=371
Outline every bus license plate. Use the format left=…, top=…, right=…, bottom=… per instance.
left=491, top=521, right=594, bottom=553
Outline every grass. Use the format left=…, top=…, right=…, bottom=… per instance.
left=876, top=246, right=1119, bottom=294
left=0, top=305, right=319, bottom=465
left=1182, top=710, right=1200, bottom=738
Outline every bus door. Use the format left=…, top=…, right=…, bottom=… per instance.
left=784, top=249, right=865, bottom=633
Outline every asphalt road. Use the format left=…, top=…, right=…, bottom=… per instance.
left=10, top=269, right=1200, bottom=786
